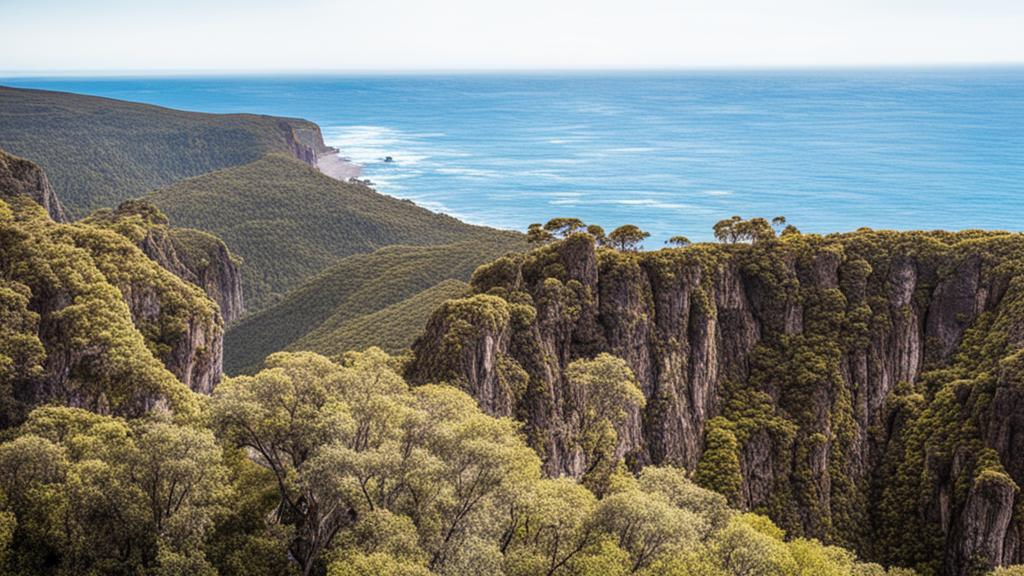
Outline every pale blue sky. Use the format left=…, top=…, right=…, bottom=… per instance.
left=2, top=0, right=1022, bottom=72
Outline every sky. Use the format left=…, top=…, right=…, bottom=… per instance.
left=1, top=0, right=1023, bottom=73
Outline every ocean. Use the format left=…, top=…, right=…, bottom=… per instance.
left=3, top=70, right=1022, bottom=243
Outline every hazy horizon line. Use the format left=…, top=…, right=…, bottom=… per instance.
left=2, top=62, right=1024, bottom=79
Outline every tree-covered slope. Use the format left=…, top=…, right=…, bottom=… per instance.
left=148, top=153, right=523, bottom=312
left=83, top=200, right=246, bottom=324
left=224, top=236, right=523, bottom=374
left=292, top=277, right=470, bottom=357
left=0, top=349, right=900, bottom=576
left=0, top=85, right=327, bottom=216
left=0, top=194, right=216, bottom=427
left=409, top=227, right=1024, bottom=576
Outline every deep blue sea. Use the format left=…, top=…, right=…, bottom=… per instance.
left=3, top=70, right=1022, bottom=243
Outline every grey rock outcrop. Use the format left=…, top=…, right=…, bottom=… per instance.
left=86, top=200, right=245, bottom=325
left=409, top=231, right=1024, bottom=575
left=0, top=148, right=67, bottom=221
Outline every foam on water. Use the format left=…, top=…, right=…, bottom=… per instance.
left=3, top=70, right=1022, bottom=243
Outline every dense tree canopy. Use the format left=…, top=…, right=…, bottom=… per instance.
left=0, top=348, right=940, bottom=576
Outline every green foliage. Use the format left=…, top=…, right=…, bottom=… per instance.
left=0, top=341, right=894, bottom=576
left=694, top=418, right=744, bottom=505
left=0, top=407, right=228, bottom=575
left=210, top=349, right=541, bottom=575
left=566, top=354, right=646, bottom=493
left=149, top=153, right=522, bottom=311
left=225, top=236, right=522, bottom=374
left=0, top=86, right=327, bottom=217
left=0, top=197, right=200, bottom=424
left=544, top=218, right=587, bottom=238
left=527, top=223, right=556, bottom=245
left=713, top=216, right=776, bottom=244
left=607, top=225, right=650, bottom=251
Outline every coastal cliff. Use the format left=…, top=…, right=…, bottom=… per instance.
left=408, top=231, right=1024, bottom=576
left=0, top=148, right=66, bottom=221
left=283, top=121, right=334, bottom=166
left=84, top=200, right=245, bottom=325
left=0, top=158, right=225, bottom=427
left=0, top=86, right=342, bottom=216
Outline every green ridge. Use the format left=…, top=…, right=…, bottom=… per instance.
left=0, top=85, right=322, bottom=216
left=224, top=236, right=523, bottom=373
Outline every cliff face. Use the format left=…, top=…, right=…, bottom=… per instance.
left=0, top=148, right=66, bottom=222
left=85, top=200, right=245, bottom=325
left=56, top=212, right=224, bottom=396
left=282, top=121, right=334, bottom=166
left=0, top=158, right=224, bottom=427
left=169, top=228, right=245, bottom=325
left=1, top=196, right=209, bottom=426
left=408, top=231, right=1024, bottom=576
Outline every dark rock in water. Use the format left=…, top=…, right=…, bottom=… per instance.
left=408, top=230, right=1024, bottom=575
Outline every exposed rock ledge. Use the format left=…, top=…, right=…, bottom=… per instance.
left=0, top=148, right=66, bottom=222
left=409, top=231, right=1024, bottom=576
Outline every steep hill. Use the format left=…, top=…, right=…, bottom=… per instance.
left=0, top=148, right=65, bottom=222
left=83, top=200, right=245, bottom=324
left=0, top=193, right=220, bottom=427
left=299, top=278, right=470, bottom=356
left=224, top=237, right=524, bottom=374
left=148, top=153, right=522, bottom=312
left=408, top=230, right=1024, bottom=576
left=0, top=85, right=328, bottom=216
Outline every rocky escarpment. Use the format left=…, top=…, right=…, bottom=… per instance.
left=408, top=231, right=1024, bottom=576
left=282, top=121, right=335, bottom=166
left=85, top=200, right=245, bottom=325
left=0, top=148, right=66, bottom=222
left=51, top=209, right=224, bottom=396
left=168, top=228, right=245, bottom=324
left=0, top=196, right=213, bottom=426
left=0, top=158, right=224, bottom=427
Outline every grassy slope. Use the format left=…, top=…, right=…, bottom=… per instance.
left=149, top=154, right=522, bottom=312
left=0, top=85, right=318, bottom=216
left=296, top=278, right=470, bottom=358
left=224, top=238, right=522, bottom=374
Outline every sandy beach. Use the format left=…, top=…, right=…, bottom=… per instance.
left=316, top=151, right=363, bottom=180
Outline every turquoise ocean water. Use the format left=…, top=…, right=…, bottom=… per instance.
left=2, top=70, right=1022, bottom=243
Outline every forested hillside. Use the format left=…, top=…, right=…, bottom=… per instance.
left=409, top=221, right=1024, bottom=576
left=148, top=153, right=522, bottom=311
left=0, top=189, right=218, bottom=428
left=0, top=154, right=902, bottom=576
left=224, top=237, right=525, bottom=373
left=2, top=87, right=1023, bottom=576
left=0, top=86, right=328, bottom=216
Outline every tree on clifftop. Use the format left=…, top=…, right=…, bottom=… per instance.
left=587, top=224, right=607, bottom=246
left=771, top=215, right=787, bottom=234
left=607, top=225, right=650, bottom=252
left=544, top=217, right=586, bottom=238
left=713, top=216, right=776, bottom=244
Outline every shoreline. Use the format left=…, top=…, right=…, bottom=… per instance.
left=315, top=150, right=363, bottom=180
